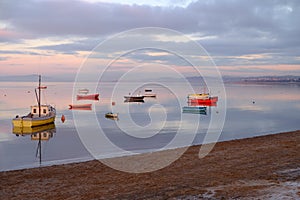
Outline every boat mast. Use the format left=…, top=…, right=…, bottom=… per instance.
left=38, top=75, right=41, bottom=117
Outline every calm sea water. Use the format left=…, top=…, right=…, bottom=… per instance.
left=0, top=81, right=299, bottom=171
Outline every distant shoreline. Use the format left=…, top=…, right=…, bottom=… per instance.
left=1, top=74, right=300, bottom=84
left=1, top=130, right=299, bottom=199
left=228, top=80, right=300, bottom=85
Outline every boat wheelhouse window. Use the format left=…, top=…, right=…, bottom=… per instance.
left=33, top=108, right=37, bottom=113
left=145, top=89, right=152, bottom=92
left=43, top=109, right=47, bottom=114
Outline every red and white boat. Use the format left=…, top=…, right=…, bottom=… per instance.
left=76, top=93, right=99, bottom=101
left=187, top=93, right=218, bottom=104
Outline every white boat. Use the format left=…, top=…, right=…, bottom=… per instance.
left=144, top=89, right=156, bottom=98
left=78, top=88, right=89, bottom=94
left=12, top=75, right=56, bottom=127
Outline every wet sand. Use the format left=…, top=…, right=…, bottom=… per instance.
left=1, top=130, right=299, bottom=199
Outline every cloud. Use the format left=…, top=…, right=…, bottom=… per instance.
left=1, top=0, right=298, bottom=38
left=32, top=39, right=95, bottom=55
left=0, top=56, right=8, bottom=61
left=0, top=0, right=299, bottom=74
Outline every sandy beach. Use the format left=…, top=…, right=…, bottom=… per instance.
left=1, top=130, right=299, bottom=199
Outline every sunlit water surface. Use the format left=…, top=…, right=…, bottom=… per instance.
left=0, top=81, right=299, bottom=171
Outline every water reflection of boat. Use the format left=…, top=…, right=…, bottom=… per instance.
left=12, top=75, right=56, bottom=127
left=12, top=123, right=56, bottom=164
left=187, top=93, right=218, bottom=104
left=105, top=112, right=118, bottom=120
left=124, top=99, right=145, bottom=103
left=13, top=123, right=56, bottom=136
left=77, top=93, right=99, bottom=101
left=143, top=89, right=156, bottom=98
left=182, top=106, right=207, bottom=115
left=69, top=104, right=92, bottom=110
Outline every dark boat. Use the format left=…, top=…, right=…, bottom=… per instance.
left=124, top=93, right=144, bottom=102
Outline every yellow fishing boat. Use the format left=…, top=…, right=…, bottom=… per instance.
left=12, top=75, right=56, bottom=127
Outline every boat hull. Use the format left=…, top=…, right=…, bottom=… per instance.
left=188, top=100, right=217, bottom=107
left=124, top=96, right=144, bottom=101
left=188, top=96, right=218, bottom=104
left=12, top=115, right=55, bottom=127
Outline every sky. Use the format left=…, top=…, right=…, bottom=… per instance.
left=0, top=0, right=300, bottom=80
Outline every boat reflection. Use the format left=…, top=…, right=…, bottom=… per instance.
left=124, top=99, right=145, bottom=103
left=69, top=104, right=92, bottom=110
left=12, top=123, right=56, bottom=165
left=182, top=106, right=207, bottom=115
left=76, top=93, right=99, bottom=101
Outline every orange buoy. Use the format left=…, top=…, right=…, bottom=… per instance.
left=112, top=101, right=116, bottom=106
left=61, top=114, right=65, bottom=123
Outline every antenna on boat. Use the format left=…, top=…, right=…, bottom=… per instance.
left=34, top=75, right=42, bottom=117
left=38, top=75, right=41, bottom=117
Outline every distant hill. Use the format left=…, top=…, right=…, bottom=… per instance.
left=240, top=75, right=300, bottom=83
left=186, top=75, right=300, bottom=84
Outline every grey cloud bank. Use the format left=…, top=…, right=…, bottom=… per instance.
left=0, top=0, right=300, bottom=68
